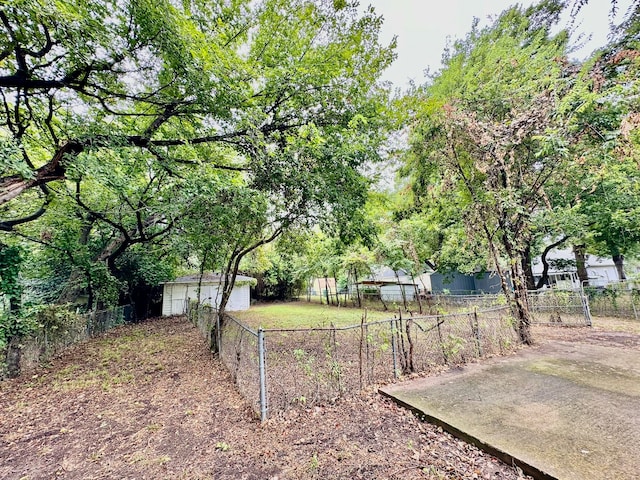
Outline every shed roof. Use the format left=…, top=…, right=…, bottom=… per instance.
left=165, top=273, right=255, bottom=285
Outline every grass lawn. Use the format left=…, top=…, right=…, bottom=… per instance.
left=592, top=315, right=640, bottom=335
left=232, top=301, right=393, bottom=329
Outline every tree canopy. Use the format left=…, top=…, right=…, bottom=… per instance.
left=2, top=0, right=640, bottom=362
left=0, top=0, right=397, bottom=365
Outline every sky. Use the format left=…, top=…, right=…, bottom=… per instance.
left=367, top=0, right=634, bottom=89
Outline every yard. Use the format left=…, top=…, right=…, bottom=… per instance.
left=3, top=300, right=638, bottom=479
left=0, top=315, right=527, bottom=480
left=233, top=301, right=396, bottom=329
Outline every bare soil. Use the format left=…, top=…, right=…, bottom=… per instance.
left=532, top=315, right=640, bottom=348
left=0, top=316, right=530, bottom=480
left=5, top=315, right=632, bottom=480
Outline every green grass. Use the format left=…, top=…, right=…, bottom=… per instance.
left=232, top=301, right=393, bottom=329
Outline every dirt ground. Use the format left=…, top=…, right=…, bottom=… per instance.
left=0, top=316, right=531, bottom=480
left=3, top=315, right=634, bottom=480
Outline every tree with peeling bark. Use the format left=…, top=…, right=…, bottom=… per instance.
left=403, top=1, right=574, bottom=344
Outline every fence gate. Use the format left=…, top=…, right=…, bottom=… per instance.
left=528, top=290, right=592, bottom=326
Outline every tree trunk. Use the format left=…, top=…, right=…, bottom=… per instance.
left=210, top=228, right=284, bottom=353
left=377, top=285, right=388, bottom=311
left=522, top=245, right=536, bottom=290
left=353, top=268, right=362, bottom=308
left=324, top=274, right=331, bottom=305
left=6, top=335, right=22, bottom=378
left=512, top=273, right=532, bottom=345
left=0, top=141, right=78, bottom=206
left=534, top=236, right=569, bottom=290
left=411, top=274, right=423, bottom=314
left=506, top=240, right=533, bottom=344
left=613, top=254, right=626, bottom=281
left=488, top=227, right=532, bottom=345
left=212, top=267, right=235, bottom=355
left=573, top=244, right=589, bottom=287
left=394, top=270, right=408, bottom=311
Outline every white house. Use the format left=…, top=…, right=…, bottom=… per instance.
left=531, top=246, right=631, bottom=289
left=161, top=273, right=256, bottom=316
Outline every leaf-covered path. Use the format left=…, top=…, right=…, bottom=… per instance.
left=0, top=316, right=527, bottom=479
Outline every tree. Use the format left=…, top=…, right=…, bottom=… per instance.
left=531, top=4, right=640, bottom=285
left=0, top=0, right=395, bottom=312
left=0, top=243, right=25, bottom=377
left=403, top=1, right=574, bottom=344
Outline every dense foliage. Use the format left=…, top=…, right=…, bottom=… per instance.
left=1, top=0, right=639, bottom=357
left=0, top=0, right=395, bottom=371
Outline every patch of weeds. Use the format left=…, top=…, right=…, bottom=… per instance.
left=107, top=371, right=134, bottom=386
left=146, top=422, right=163, bottom=433
left=126, top=451, right=146, bottom=464
left=422, top=466, right=446, bottom=478
left=39, top=445, right=53, bottom=456
left=87, top=450, right=104, bottom=463
left=53, top=367, right=134, bottom=391
left=215, top=441, right=230, bottom=452
left=155, top=455, right=171, bottom=465
left=55, top=364, right=80, bottom=379
left=3, top=431, right=22, bottom=443
left=100, top=348, right=123, bottom=366
left=308, top=452, right=319, bottom=471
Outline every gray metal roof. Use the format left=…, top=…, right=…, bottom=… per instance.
left=166, top=273, right=255, bottom=284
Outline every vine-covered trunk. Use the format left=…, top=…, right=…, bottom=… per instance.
left=487, top=228, right=532, bottom=345
left=512, top=275, right=532, bottom=345
left=508, top=246, right=533, bottom=345
left=522, top=245, right=536, bottom=290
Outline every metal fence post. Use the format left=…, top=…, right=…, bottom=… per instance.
left=472, top=307, right=483, bottom=357
left=258, top=327, right=268, bottom=422
left=390, top=318, right=398, bottom=379
left=581, top=294, right=593, bottom=327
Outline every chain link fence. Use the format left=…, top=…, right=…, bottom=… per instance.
left=189, top=287, right=607, bottom=421
left=419, top=291, right=593, bottom=326
left=189, top=304, right=262, bottom=414
left=5, top=305, right=135, bottom=376
left=426, top=293, right=505, bottom=311
left=189, top=304, right=517, bottom=420
left=584, top=287, right=640, bottom=319
left=527, top=290, right=592, bottom=325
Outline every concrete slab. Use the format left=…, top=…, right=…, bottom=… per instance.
left=380, top=341, right=640, bottom=480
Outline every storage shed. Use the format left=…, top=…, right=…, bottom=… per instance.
left=161, top=273, right=255, bottom=316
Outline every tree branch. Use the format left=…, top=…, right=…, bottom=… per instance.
left=534, top=235, right=570, bottom=289
left=0, top=200, right=50, bottom=231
